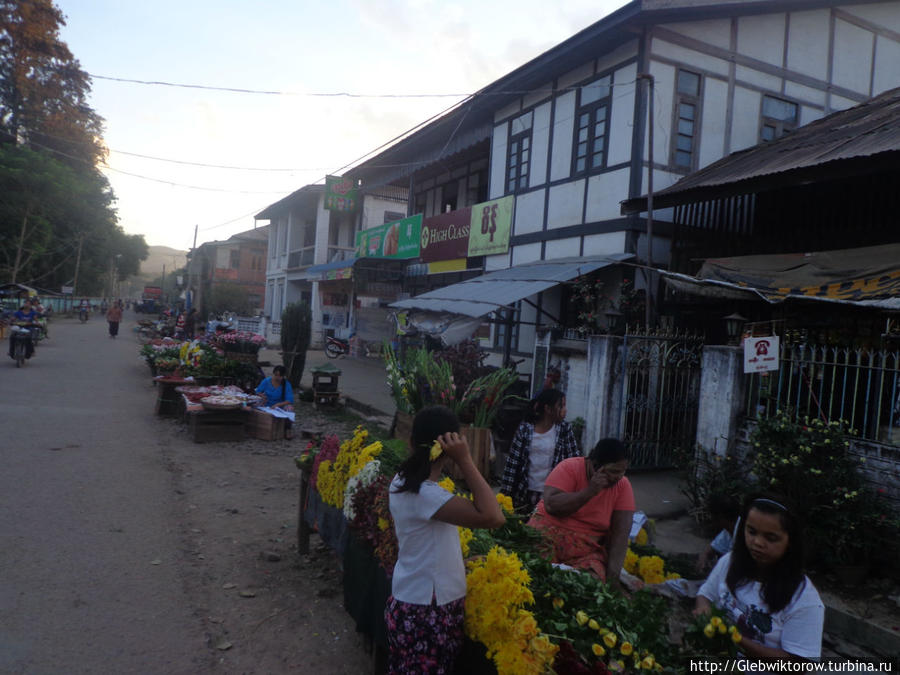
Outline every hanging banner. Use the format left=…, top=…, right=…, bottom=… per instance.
left=324, top=175, right=359, bottom=212
left=356, top=214, right=422, bottom=259
left=467, top=195, right=514, bottom=257
left=420, top=208, right=471, bottom=263
left=743, top=335, right=780, bottom=373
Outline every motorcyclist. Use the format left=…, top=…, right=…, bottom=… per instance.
left=8, top=302, right=40, bottom=360
left=78, top=298, right=90, bottom=322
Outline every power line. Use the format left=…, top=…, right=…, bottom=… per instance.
left=89, top=73, right=473, bottom=98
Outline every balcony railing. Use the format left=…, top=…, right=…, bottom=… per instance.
left=287, top=247, right=315, bottom=269
left=327, top=246, right=356, bottom=263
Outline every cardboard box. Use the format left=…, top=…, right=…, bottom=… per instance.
left=246, top=408, right=286, bottom=441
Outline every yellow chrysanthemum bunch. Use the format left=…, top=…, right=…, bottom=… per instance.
left=317, top=427, right=381, bottom=508
left=624, top=548, right=639, bottom=575
left=496, top=492, right=514, bottom=514
left=438, top=476, right=455, bottom=493
left=628, top=552, right=681, bottom=585
left=459, top=527, right=473, bottom=557
left=465, top=546, right=558, bottom=674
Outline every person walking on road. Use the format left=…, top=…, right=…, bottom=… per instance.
left=106, top=300, right=123, bottom=338
left=184, top=308, right=197, bottom=339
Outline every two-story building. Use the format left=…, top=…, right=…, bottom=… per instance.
left=255, top=183, right=408, bottom=345
left=343, top=0, right=900, bottom=418
left=192, top=226, right=268, bottom=318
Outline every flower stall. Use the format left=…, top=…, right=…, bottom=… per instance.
left=297, top=424, right=718, bottom=674
left=384, top=344, right=520, bottom=479
left=140, top=335, right=289, bottom=441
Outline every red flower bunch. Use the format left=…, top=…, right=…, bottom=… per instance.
left=309, top=435, right=340, bottom=492
left=349, top=474, right=398, bottom=575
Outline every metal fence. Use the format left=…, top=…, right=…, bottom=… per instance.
left=746, top=342, right=900, bottom=444
left=620, top=330, right=705, bottom=468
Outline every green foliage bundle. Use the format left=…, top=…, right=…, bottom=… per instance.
left=280, top=302, right=311, bottom=388
left=384, top=344, right=520, bottom=428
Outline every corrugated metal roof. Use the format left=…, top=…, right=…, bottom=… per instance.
left=623, top=86, right=900, bottom=212
left=391, top=254, right=633, bottom=318
left=254, top=184, right=325, bottom=220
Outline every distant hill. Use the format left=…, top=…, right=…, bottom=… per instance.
left=140, top=246, right=188, bottom=281
left=119, top=246, right=188, bottom=299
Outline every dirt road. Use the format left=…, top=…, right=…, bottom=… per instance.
left=0, top=313, right=371, bottom=674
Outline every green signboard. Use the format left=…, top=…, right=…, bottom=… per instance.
left=325, top=175, right=359, bottom=212
left=356, top=214, right=422, bottom=259
left=467, top=195, right=514, bottom=257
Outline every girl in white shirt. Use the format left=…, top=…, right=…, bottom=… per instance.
left=694, top=495, right=825, bottom=661
left=386, top=405, right=504, bottom=675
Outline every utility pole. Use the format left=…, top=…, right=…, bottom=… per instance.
left=637, top=72, right=655, bottom=328
left=189, top=224, right=198, bottom=311
left=72, top=234, right=84, bottom=298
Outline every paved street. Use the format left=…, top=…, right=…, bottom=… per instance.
left=0, top=315, right=206, bottom=673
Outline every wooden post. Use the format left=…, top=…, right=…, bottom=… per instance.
left=297, top=468, right=310, bottom=555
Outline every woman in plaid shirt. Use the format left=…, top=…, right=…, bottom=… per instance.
left=500, top=389, right=580, bottom=512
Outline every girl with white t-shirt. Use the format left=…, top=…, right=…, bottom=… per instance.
left=386, top=405, right=505, bottom=674
left=500, top=389, right=580, bottom=511
left=694, top=495, right=825, bottom=661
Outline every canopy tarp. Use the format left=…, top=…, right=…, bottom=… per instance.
left=663, top=243, right=900, bottom=309
left=0, top=283, right=38, bottom=298
left=390, top=254, right=633, bottom=319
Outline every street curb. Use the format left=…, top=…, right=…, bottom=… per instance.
left=824, top=605, right=900, bottom=659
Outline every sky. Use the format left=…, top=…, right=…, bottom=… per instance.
left=53, top=0, right=631, bottom=251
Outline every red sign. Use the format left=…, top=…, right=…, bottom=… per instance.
left=419, top=208, right=471, bottom=263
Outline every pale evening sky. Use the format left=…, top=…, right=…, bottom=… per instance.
left=53, top=0, right=631, bottom=251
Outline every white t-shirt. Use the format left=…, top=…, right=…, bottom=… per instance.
left=389, top=476, right=466, bottom=606
left=527, top=427, right=557, bottom=492
left=698, top=553, right=825, bottom=659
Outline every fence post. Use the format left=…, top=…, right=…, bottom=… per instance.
left=696, top=345, right=744, bottom=456
left=585, top=335, right=624, bottom=451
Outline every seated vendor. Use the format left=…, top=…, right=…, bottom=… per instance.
left=527, top=438, right=634, bottom=583
left=694, top=494, right=824, bottom=660
left=255, top=366, right=295, bottom=438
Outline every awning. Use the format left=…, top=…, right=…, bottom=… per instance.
left=0, top=283, right=38, bottom=297
left=390, top=254, right=633, bottom=318
left=663, top=243, right=900, bottom=310
left=305, top=257, right=357, bottom=281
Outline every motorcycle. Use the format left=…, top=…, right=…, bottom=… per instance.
left=79, top=307, right=89, bottom=323
left=325, top=335, right=350, bottom=359
left=9, top=325, right=36, bottom=367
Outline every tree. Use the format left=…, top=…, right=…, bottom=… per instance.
left=0, top=143, right=74, bottom=282
left=207, top=282, right=252, bottom=317
left=0, top=0, right=105, bottom=166
left=0, top=2, right=149, bottom=292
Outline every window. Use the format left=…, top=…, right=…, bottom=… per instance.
left=506, top=112, right=533, bottom=193
left=493, top=303, right=520, bottom=351
left=673, top=69, right=701, bottom=170
left=230, top=249, right=240, bottom=269
left=760, top=95, right=799, bottom=142
left=573, top=75, right=611, bottom=174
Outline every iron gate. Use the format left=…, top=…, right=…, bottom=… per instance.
left=620, top=330, right=704, bottom=468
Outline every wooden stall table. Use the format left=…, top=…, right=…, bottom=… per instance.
left=186, top=407, right=247, bottom=443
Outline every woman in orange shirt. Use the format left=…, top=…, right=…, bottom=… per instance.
left=528, top=438, right=634, bottom=584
